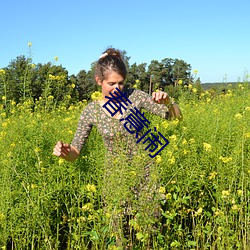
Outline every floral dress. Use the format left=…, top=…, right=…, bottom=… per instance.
left=71, top=88, right=169, bottom=156
left=71, top=89, right=170, bottom=235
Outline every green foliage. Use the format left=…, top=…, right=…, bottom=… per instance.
left=0, top=83, right=249, bottom=249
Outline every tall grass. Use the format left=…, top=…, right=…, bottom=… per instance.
left=0, top=83, right=249, bottom=249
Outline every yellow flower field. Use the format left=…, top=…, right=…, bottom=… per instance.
left=0, top=83, right=249, bottom=249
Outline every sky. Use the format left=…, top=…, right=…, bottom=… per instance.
left=1, top=0, right=250, bottom=83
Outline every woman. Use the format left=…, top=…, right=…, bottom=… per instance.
left=53, top=47, right=182, bottom=246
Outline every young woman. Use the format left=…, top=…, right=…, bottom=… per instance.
left=53, top=48, right=182, bottom=246
left=53, top=48, right=181, bottom=160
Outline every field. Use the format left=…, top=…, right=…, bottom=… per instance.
left=0, top=83, right=249, bottom=249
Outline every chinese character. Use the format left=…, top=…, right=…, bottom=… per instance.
left=102, top=87, right=132, bottom=117
left=136, top=127, right=169, bottom=158
left=120, top=107, right=150, bottom=138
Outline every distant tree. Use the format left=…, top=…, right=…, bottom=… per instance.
left=77, top=66, right=98, bottom=101
left=5, top=55, right=33, bottom=102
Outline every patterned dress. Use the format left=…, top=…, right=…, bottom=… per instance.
left=71, top=89, right=170, bottom=236
left=71, top=88, right=169, bottom=156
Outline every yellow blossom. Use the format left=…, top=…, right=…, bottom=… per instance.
left=159, top=186, right=166, bottom=194
left=188, top=84, right=192, bottom=89
left=58, top=158, right=65, bottom=165
left=222, top=190, right=230, bottom=197
left=178, top=79, right=183, bottom=85
left=0, top=69, right=6, bottom=75
left=245, top=132, right=250, bottom=138
left=168, top=156, right=175, bottom=165
left=195, top=207, right=203, bottom=216
left=193, top=69, right=198, bottom=74
left=86, top=184, right=97, bottom=193
left=169, top=134, right=177, bottom=141
left=208, top=171, right=217, bottom=180
left=182, top=139, right=187, bottom=145
left=189, top=138, right=195, bottom=144
left=34, top=147, right=41, bottom=153
left=237, top=190, right=243, bottom=196
left=245, top=106, right=250, bottom=111
left=48, top=95, right=54, bottom=100
left=162, top=120, right=168, bottom=128
left=192, top=88, right=197, bottom=93
left=133, top=84, right=138, bottom=89
left=2, top=96, right=6, bottom=100
left=135, top=79, right=140, bottom=83
left=232, top=204, right=239, bottom=211
left=71, top=83, right=75, bottom=89
left=81, top=203, right=93, bottom=212
left=234, top=113, right=242, bottom=120
left=91, top=91, right=103, bottom=101
left=28, top=42, right=32, bottom=47
left=203, top=142, right=212, bottom=152
left=2, top=122, right=7, bottom=128
left=11, top=100, right=16, bottom=105
left=155, top=155, right=162, bottom=164
left=0, top=213, right=5, bottom=221
left=54, top=56, right=58, bottom=61
left=219, top=156, right=232, bottom=164
left=165, top=193, right=172, bottom=199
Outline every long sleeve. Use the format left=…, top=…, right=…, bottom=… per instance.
left=131, top=90, right=170, bottom=119
left=71, top=103, right=94, bottom=152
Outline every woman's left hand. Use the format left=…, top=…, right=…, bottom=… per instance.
left=152, top=91, right=171, bottom=104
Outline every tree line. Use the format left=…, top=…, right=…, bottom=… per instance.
left=0, top=51, right=200, bottom=106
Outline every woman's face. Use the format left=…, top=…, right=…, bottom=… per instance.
left=96, top=71, right=125, bottom=101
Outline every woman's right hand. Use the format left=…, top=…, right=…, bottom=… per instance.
left=53, top=141, right=71, bottom=158
left=53, top=141, right=80, bottom=161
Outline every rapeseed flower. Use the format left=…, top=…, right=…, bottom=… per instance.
left=194, top=207, right=203, bottom=216
left=0, top=69, right=5, bottom=75
left=86, top=184, right=97, bottom=193
left=91, top=91, right=103, bottom=101
left=165, top=193, right=172, bottom=199
left=192, top=88, right=197, bottom=93
left=168, top=156, right=175, bottom=165
left=232, top=204, right=239, bottom=211
left=222, top=190, right=230, bottom=197
left=161, top=120, right=168, bottom=128
left=203, top=142, right=212, bottom=152
left=237, top=189, right=243, bottom=196
left=234, top=113, right=242, bottom=120
left=169, top=134, right=177, bottom=141
left=28, top=42, right=32, bottom=47
left=178, top=79, right=183, bottom=85
left=54, top=56, right=58, bottom=62
left=219, top=156, right=232, bottom=163
left=208, top=171, right=217, bottom=180
left=155, top=155, right=162, bottom=164
left=158, top=186, right=166, bottom=194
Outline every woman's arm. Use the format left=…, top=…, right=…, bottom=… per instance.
left=152, top=91, right=182, bottom=119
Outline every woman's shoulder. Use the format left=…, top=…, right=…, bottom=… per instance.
left=80, top=100, right=100, bottom=114
left=126, top=88, right=150, bottom=101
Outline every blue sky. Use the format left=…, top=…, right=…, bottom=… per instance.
left=1, top=0, right=249, bottom=83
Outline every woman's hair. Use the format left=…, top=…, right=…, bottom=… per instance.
left=95, top=48, right=127, bottom=81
